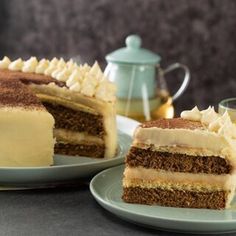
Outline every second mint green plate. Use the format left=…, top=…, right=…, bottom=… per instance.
left=90, top=165, right=236, bottom=234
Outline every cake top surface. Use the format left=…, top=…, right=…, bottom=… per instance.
left=0, top=79, right=44, bottom=109
left=0, top=56, right=116, bottom=102
left=0, top=69, right=65, bottom=87
left=140, top=106, right=236, bottom=140
left=141, top=118, right=203, bottom=130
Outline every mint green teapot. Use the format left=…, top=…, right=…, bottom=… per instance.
left=104, top=35, right=190, bottom=121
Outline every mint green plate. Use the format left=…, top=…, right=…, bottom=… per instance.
left=90, top=165, right=236, bottom=234
left=0, top=116, right=136, bottom=188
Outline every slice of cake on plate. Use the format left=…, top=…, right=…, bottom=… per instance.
left=122, top=107, right=236, bottom=209
left=0, top=56, right=117, bottom=159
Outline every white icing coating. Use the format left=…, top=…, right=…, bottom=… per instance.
left=181, top=106, right=236, bottom=140
left=0, top=56, right=11, bottom=69
left=8, top=58, right=23, bottom=71
left=1, top=56, right=116, bottom=102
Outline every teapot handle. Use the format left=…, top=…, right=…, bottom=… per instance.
left=162, top=63, right=190, bottom=101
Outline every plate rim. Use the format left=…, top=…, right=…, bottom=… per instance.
left=90, top=165, right=236, bottom=225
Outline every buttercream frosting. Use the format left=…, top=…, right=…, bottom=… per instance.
left=8, top=58, right=23, bottom=71
left=35, top=59, right=49, bottom=74
left=0, top=56, right=11, bottom=69
left=0, top=56, right=116, bottom=102
left=22, top=57, right=38, bottom=73
left=181, top=106, right=236, bottom=140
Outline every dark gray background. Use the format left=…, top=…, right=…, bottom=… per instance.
left=0, top=1, right=236, bottom=235
left=0, top=0, right=236, bottom=114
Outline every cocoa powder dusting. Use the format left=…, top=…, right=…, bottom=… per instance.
left=0, top=79, right=44, bottom=109
left=141, top=118, right=203, bottom=130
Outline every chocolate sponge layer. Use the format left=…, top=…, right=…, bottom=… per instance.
left=43, top=102, right=104, bottom=137
left=55, top=142, right=105, bottom=158
left=123, top=187, right=227, bottom=209
left=126, top=147, right=232, bottom=174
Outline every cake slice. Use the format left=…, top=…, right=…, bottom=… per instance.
left=0, top=79, right=54, bottom=166
left=0, top=56, right=117, bottom=158
left=122, top=107, right=236, bottom=209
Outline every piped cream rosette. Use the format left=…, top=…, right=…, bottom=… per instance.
left=181, top=106, right=236, bottom=140
left=0, top=56, right=116, bottom=102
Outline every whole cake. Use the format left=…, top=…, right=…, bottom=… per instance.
left=122, top=107, right=236, bottom=209
left=0, top=56, right=117, bottom=166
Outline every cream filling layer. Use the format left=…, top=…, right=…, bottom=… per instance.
left=54, top=129, right=104, bottom=145
left=123, top=167, right=236, bottom=191
left=134, top=127, right=236, bottom=160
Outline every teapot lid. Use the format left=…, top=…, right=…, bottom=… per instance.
left=106, top=35, right=161, bottom=65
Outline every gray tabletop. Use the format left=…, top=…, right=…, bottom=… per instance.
left=0, top=186, right=236, bottom=236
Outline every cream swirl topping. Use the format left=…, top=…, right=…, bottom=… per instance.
left=35, top=59, right=49, bottom=74
left=181, top=106, right=201, bottom=121
left=22, top=57, right=38, bottom=73
left=0, top=56, right=11, bottom=69
left=0, top=56, right=116, bottom=102
left=181, top=106, right=236, bottom=139
left=8, top=58, right=24, bottom=71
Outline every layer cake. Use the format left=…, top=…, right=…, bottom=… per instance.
left=0, top=56, right=117, bottom=160
left=123, top=107, right=236, bottom=209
